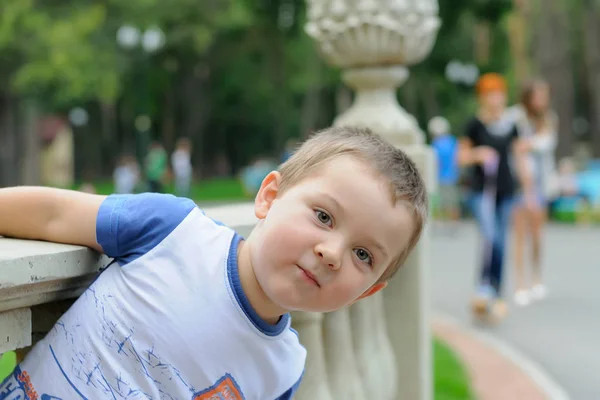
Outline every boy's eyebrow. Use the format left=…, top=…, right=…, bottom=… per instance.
left=371, top=240, right=388, bottom=259
left=320, top=192, right=344, bottom=212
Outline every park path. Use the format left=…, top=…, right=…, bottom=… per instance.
left=431, top=222, right=599, bottom=399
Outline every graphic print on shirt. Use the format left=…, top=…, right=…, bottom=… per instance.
left=13, top=274, right=202, bottom=399
left=192, top=373, right=243, bottom=400
left=0, top=366, right=64, bottom=400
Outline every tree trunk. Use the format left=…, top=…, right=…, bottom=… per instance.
left=182, top=64, right=210, bottom=175
left=534, top=0, right=575, bottom=159
left=0, top=93, right=19, bottom=187
left=299, top=52, right=324, bottom=139
left=421, top=79, right=440, bottom=123
left=268, top=32, right=288, bottom=154
left=100, top=101, right=117, bottom=174
left=474, top=21, right=491, bottom=66
left=507, top=0, right=532, bottom=85
left=161, top=84, right=177, bottom=152
left=582, top=0, right=600, bottom=157
left=20, top=100, right=40, bottom=186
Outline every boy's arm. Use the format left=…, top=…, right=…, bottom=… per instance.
left=0, top=186, right=105, bottom=252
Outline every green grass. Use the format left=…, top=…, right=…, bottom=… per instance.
left=2, top=339, right=473, bottom=398
left=86, top=178, right=251, bottom=203
left=0, top=352, right=15, bottom=381
left=434, top=338, right=475, bottom=400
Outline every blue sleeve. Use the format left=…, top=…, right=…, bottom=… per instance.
left=276, top=373, right=303, bottom=400
left=96, top=193, right=197, bottom=266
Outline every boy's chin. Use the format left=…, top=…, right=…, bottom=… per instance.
left=283, top=301, right=352, bottom=314
left=266, top=288, right=356, bottom=314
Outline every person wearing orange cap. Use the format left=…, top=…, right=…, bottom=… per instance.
left=457, top=73, right=531, bottom=321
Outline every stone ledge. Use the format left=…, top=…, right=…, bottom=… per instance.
left=0, top=239, right=110, bottom=312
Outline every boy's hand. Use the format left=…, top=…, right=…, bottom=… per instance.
left=0, top=187, right=105, bottom=252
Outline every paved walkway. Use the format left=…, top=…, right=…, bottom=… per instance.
left=433, top=318, right=547, bottom=400
left=431, top=222, right=598, bottom=399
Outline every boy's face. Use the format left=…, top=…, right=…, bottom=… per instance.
left=248, top=155, right=415, bottom=313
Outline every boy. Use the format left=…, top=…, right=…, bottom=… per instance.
left=0, top=126, right=427, bottom=399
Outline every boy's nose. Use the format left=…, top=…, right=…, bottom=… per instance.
left=314, top=241, right=342, bottom=270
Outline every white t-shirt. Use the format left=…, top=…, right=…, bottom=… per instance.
left=505, top=105, right=559, bottom=197
left=0, top=193, right=305, bottom=399
left=172, top=150, right=192, bottom=178
left=113, top=165, right=138, bottom=194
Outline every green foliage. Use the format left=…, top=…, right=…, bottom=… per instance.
left=0, top=0, right=255, bottom=107
left=12, top=4, right=119, bottom=104
left=88, top=178, right=250, bottom=202
left=0, top=0, right=516, bottom=177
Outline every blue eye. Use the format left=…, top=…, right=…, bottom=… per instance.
left=316, top=210, right=332, bottom=226
left=354, top=248, right=372, bottom=265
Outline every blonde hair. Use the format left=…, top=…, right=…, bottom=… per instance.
left=278, top=126, right=428, bottom=281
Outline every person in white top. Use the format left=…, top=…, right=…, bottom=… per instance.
left=506, top=79, right=558, bottom=306
left=113, top=154, right=140, bottom=194
left=0, top=126, right=428, bottom=399
left=171, top=137, right=193, bottom=198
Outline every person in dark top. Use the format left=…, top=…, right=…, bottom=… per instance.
left=457, top=73, right=531, bottom=319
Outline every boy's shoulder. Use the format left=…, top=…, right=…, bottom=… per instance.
left=97, top=192, right=229, bottom=266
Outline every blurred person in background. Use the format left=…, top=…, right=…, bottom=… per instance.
left=556, top=157, right=585, bottom=200
left=553, top=157, right=593, bottom=225
left=429, top=116, right=461, bottom=232
left=171, top=137, right=193, bottom=198
left=507, top=79, right=558, bottom=306
left=457, top=73, right=530, bottom=319
left=78, top=182, right=97, bottom=194
left=114, top=153, right=140, bottom=194
left=280, top=138, right=298, bottom=164
left=146, top=141, right=168, bottom=193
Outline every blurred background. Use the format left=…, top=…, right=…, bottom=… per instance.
left=1, top=1, right=599, bottom=398
left=0, top=0, right=598, bottom=217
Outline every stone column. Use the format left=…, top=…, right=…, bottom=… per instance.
left=290, top=311, right=333, bottom=400
left=323, top=308, right=366, bottom=399
left=305, top=1, right=440, bottom=399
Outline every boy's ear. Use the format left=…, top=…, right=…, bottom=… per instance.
left=353, top=281, right=387, bottom=303
left=255, top=171, right=281, bottom=219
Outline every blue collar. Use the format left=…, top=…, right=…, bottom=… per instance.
left=227, top=233, right=290, bottom=336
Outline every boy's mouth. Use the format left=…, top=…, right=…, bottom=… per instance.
left=297, top=265, right=320, bottom=287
